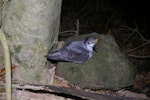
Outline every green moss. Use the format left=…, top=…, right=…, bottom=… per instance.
left=20, top=61, right=28, bottom=69
left=14, top=45, right=22, bottom=54
left=35, top=74, right=42, bottom=82
left=5, top=34, right=12, bottom=39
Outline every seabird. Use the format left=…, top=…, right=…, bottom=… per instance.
left=45, top=37, right=98, bottom=63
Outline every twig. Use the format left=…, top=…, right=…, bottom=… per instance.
left=136, top=29, right=148, bottom=42
left=77, top=0, right=94, bottom=20
left=60, top=19, right=80, bottom=36
left=122, top=25, right=135, bottom=30
left=121, top=29, right=136, bottom=48
left=76, top=19, right=79, bottom=35
left=105, top=14, right=115, bottom=31
left=76, top=0, right=92, bottom=18
left=122, top=24, right=149, bottom=42
left=128, top=54, right=150, bottom=59
left=61, top=30, right=77, bottom=34
left=126, top=41, right=150, bottom=54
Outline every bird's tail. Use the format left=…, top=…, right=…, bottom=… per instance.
left=45, top=52, right=62, bottom=61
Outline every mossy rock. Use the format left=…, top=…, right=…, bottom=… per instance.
left=56, top=33, right=135, bottom=90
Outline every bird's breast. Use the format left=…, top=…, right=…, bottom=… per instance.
left=88, top=51, right=93, bottom=58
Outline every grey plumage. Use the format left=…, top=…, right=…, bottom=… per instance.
left=45, top=37, right=98, bottom=63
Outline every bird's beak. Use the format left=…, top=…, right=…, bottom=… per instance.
left=93, top=46, right=98, bottom=52
left=94, top=38, right=98, bottom=52
left=94, top=38, right=98, bottom=44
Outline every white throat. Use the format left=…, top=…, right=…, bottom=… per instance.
left=86, top=44, right=94, bottom=52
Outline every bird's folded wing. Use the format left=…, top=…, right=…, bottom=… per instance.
left=46, top=47, right=89, bottom=63
left=61, top=47, right=89, bottom=63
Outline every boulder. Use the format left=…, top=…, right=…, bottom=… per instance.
left=56, top=33, right=135, bottom=90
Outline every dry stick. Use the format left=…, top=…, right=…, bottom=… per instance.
left=126, top=41, right=150, bottom=54
left=105, top=14, right=115, bottom=31
left=76, top=0, right=92, bottom=18
left=76, top=19, right=79, bottom=35
left=128, top=54, right=150, bottom=59
left=121, top=24, right=149, bottom=52
left=60, top=19, right=80, bottom=36
left=120, top=25, right=150, bottom=59
left=77, top=0, right=94, bottom=20
left=122, top=24, right=135, bottom=31
left=61, top=30, right=77, bottom=34
left=136, top=29, right=148, bottom=42
left=120, top=25, right=137, bottom=49
left=0, top=29, right=12, bottom=100
left=121, top=29, right=136, bottom=48
left=61, top=1, right=91, bottom=36
left=134, top=23, right=148, bottom=41
left=123, top=24, right=149, bottom=42
left=61, top=1, right=92, bottom=36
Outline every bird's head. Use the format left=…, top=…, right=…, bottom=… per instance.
left=84, top=37, right=98, bottom=51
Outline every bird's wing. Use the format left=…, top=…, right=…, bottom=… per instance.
left=46, top=50, right=63, bottom=61
left=45, top=42, right=72, bottom=61
left=60, top=47, right=89, bottom=63
left=46, top=42, right=90, bottom=63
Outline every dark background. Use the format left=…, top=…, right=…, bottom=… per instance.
left=61, top=0, right=149, bottom=38
left=59, top=0, right=150, bottom=97
left=109, top=0, right=149, bottom=38
left=60, top=0, right=150, bottom=73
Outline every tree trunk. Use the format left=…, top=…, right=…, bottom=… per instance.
left=2, top=0, right=62, bottom=84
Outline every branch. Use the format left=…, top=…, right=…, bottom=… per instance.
left=60, top=19, right=80, bottom=36
left=76, top=19, right=79, bottom=35
left=122, top=24, right=149, bottom=42
left=0, top=29, right=12, bottom=100
left=77, top=0, right=93, bottom=18
left=126, top=41, right=150, bottom=54
left=61, top=30, right=77, bottom=34
left=121, top=28, right=136, bottom=48
left=105, top=14, right=115, bottom=31
left=128, top=54, right=150, bottom=59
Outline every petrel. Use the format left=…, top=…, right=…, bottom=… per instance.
left=45, top=37, right=98, bottom=63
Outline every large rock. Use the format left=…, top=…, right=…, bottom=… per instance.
left=2, top=0, right=62, bottom=84
left=56, top=33, right=135, bottom=90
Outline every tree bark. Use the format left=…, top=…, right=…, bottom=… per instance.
left=2, top=0, right=62, bottom=84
